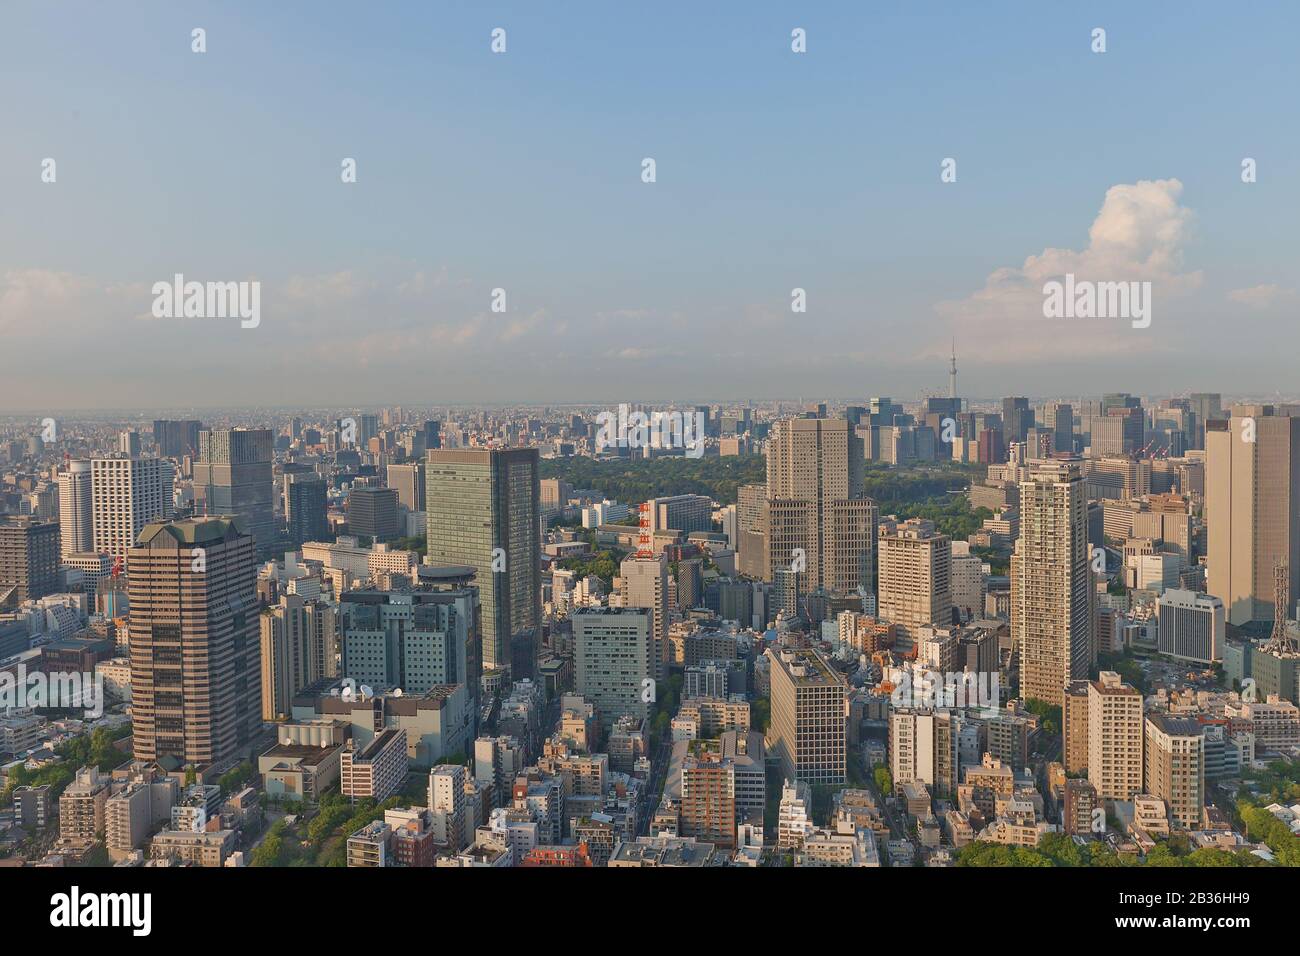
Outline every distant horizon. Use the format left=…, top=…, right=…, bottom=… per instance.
left=3, top=385, right=1295, bottom=419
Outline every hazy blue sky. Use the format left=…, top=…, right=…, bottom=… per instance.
left=2, top=1, right=1298, bottom=410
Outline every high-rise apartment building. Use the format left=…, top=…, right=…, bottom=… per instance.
left=1087, top=671, right=1144, bottom=803
left=1062, top=679, right=1090, bottom=774
left=0, top=516, right=59, bottom=604
left=58, top=767, right=108, bottom=848
left=193, top=428, right=276, bottom=553
left=1013, top=458, right=1091, bottom=707
left=1206, top=406, right=1300, bottom=626
left=888, top=708, right=961, bottom=798
left=1143, top=713, right=1204, bottom=830
left=56, top=460, right=94, bottom=557
left=877, top=518, right=951, bottom=650
left=766, top=646, right=847, bottom=785
left=426, top=448, right=541, bottom=678
left=91, top=457, right=173, bottom=565
left=260, top=594, right=339, bottom=720
left=127, top=518, right=261, bottom=767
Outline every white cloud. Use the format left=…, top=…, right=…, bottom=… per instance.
left=934, top=179, right=1202, bottom=361
left=1227, top=284, right=1295, bottom=309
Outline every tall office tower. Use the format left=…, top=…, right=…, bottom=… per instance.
left=648, top=495, right=713, bottom=534
left=358, top=414, right=380, bottom=450
left=765, top=417, right=867, bottom=600
left=348, top=486, right=399, bottom=542
left=1001, top=397, right=1032, bottom=447
left=925, top=396, right=961, bottom=426
left=977, top=427, right=1005, bottom=465
left=387, top=463, right=426, bottom=513
left=620, top=554, right=669, bottom=680
left=828, top=499, right=880, bottom=596
left=1189, top=393, right=1223, bottom=450
left=736, top=483, right=769, bottom=580
left=193, top=429, right=275, bottom=553
left=573, top=607, right=651, bottom=730
left=284, top=473, right=329, bottom=546
left=1012, top=458, right=1091, bottom=707
left=421, top=420, right=442, bottom=452
left=128, top=518, right=261, bottom=766
left=1086, top=671, right=1144, bottom=803
left=0, top=517, right=60, bottom=603
left=676, top=557, right=704, bottom=609
left=260, top=594, right=339, bottom=720
left=718, top=504, right=738, bottom=549
left=426, top=448, right=541, bottom=678
left=1062, top=679, right=1091, bottom=774
left=153, top=420, right=203, bottom=460
left=1156, top=590, right=1224, bottom=664
left=339, top=586, right=475, bottom=697
left=1048, top=403, right=1074, bottom=453
left=1143, top=713, right=1205, bottom=829
left=766, top=646, right=847, bottom=785
left=91, top=457, right=173, bottom=565
left=118, top=430, right=141, bottom=457
left=57, top=460, right=94, bottom=556
left=877, top=518, right=951, bottom=651
left=1206, top=406, right=1300, bottom=626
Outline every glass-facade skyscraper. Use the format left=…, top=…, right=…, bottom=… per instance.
left=425, top=447, right=540, bottom=680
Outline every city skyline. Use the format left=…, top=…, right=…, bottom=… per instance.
left=3, top=0, right=1299, bottom=915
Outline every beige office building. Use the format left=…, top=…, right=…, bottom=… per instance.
left=574, top=607, right=652, bottom=729
left=128, top=518, right=262, bottom=767
left=1013, top=459, right=1092, bottom=707
left=619, top=555, right=669, bottom=681
left=765, top=418, right=872, bottom=600
left=766, top=646, right=847, bottom=785
left=1206, top=406, right=1300, bottom=626
left=877, top=519, right=950, bottom=650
